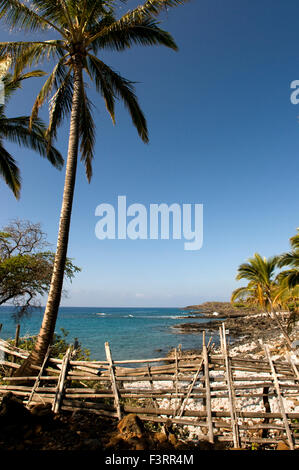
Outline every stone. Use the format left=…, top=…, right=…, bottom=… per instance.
left=30, top=403, right=53, bottom=418
left=168, top=433, right=177, bottom=446
left=117, top=414, right=144, bottom=439
left=276, top=441, right=290, bottom=451
left=154, top=432, right=168, bottom=444
left=0, top=392, right=32, bottom=426
left=133, top=437, right=149, bottom=451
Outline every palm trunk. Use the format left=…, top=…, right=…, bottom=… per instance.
left=15, top=58, right=83, bottom=377
left=269, top=310, right=293, bottom=349
left=266, top=297, right=293, bottom=349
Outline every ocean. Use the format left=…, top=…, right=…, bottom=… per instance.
left=0, top=306, right=219, bottom=361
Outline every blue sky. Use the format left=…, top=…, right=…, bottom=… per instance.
left=1, top=0, right=299, bottom=307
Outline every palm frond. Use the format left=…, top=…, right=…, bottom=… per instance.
left=30, top=0, right=70, bottom=28
left=87, top=54, right=148, bottom=142
left=0, top=41, right=66, bottom=77
left=277, top=269, right=299, bottom=289
left=30, top=58, right=69, bottom=128
left=80, top=1, right=113, bottom=31
left=86, top=54, right=115, bottom=123
left=278, top=251, right=299, bottom=269
left=13, top=41, right=67, bottom=79
left=233, top=253, right=280, bottom=310
left=231, top=282, right=267, bottom=309
left=88, top=16, right=178, bottom=53
left=46, top=69, right=73, bottom=145
left=113, top=0, right=189, bottom=24
left=231, top=286, right=252, bottom=304
left=1, top=115, right=64, bottom=169
left=236, top=253, right=279, bottom=286
left=79, top=88, right=95, bottom=181
left=0, top=142, right=21, bottom=198
left=57, top=0, right=76, bottom=33
left=3, top=70, right=47, bottom=104
left=290, top=229, right=299, bottom=251
left=0, top=0, right=65, bottom=34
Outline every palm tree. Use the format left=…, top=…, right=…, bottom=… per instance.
left=231, top=253, right=292, bottom=348
left=277, top=229, right=299, bottom=288
left=272, top=282, right=299, bottom=332
left=274, top=230, right=299, bottom=331
left=0, top=64, right=63, bottom=198
left=0, top=0, right=188, bottom=375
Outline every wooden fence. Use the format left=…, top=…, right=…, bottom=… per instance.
left=0, top=324, right=299, bottom=449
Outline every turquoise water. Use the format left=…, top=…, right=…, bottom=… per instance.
left=0, top=306, right=217, bottom=361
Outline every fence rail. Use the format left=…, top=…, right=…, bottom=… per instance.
left=0, top=325, right=299, bottom=449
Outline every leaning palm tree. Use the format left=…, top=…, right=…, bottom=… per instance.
left=0, top=0, right=188, bottom=375
left=0, top=64, right=63, bottom=198
left=231, top=253, right=292, bottom=348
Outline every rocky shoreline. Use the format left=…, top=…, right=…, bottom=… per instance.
left=183, top=301, right=262, bottom=317
left=175, top=302, right=296, bottom=352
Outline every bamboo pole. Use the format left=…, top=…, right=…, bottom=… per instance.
left=263, top=343, right=294, bottom=450
left=286, top=352, right=299, bottom=381
left=203, top=334, right=214, bottom=444
left=52, top=347, right=71, bottom=414
left=178, top=357, right=204, bottom=418
left=146, top=364, right=158, bottom=410
left=105, top=342, right=122, bottom=420
left=174, top=348, right=178, bottom=399
left=221, top=324, right=240, bottom=448
left=9, top=324, right=21, bottom=376
left=26, top=347, right=51, bottom=408
left=14, top=324, right=20, bottom=347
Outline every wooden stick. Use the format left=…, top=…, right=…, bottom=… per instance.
left=105, top=342, right=122, bottom=420
left=9, top=324, right=21, bottom=376
left=52, top=347, right=71, bottom=414
left=221, top=324, right=240, bottom=448
left=26, top=347, right=51, bottom=408
left=263, top=343, right=294, bottom=450
left=286, top=352, right=299, bottom=381
left=14, top=324, right=20, bottom=347
left=0, top=360, right=19, bottom=369
left=174, top=348, right=178, bottom=398
left=203, top=335, right=214, bottom=444
left=178, top=357, right=204, bottom=418
left=146, top=364, right=158, bottom=410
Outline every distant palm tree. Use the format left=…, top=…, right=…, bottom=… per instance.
left=0, top=0, right=187, bottom=375
left=277, top=229, right=299, bottom=288
left=0, top=66, right=63, bottom=198
left=231, top=253, right=292, bottom=348
left=231, top=253, right=278, bottom=309
left=274, top=230, right=299, bottom=332
left=272, top=282, right=299, bottom=331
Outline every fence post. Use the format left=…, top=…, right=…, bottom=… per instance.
left=52, top=347, right=72, bottom=414
left=105, top=342, right=122, bottom=420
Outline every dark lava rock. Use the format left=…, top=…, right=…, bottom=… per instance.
left=0, top=392, right=33, bottom=426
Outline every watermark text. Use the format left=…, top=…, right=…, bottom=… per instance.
left=95, top=196, right=203, bottom=251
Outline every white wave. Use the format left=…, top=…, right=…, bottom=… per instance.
left=138, top=315, right=184, bottom=319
